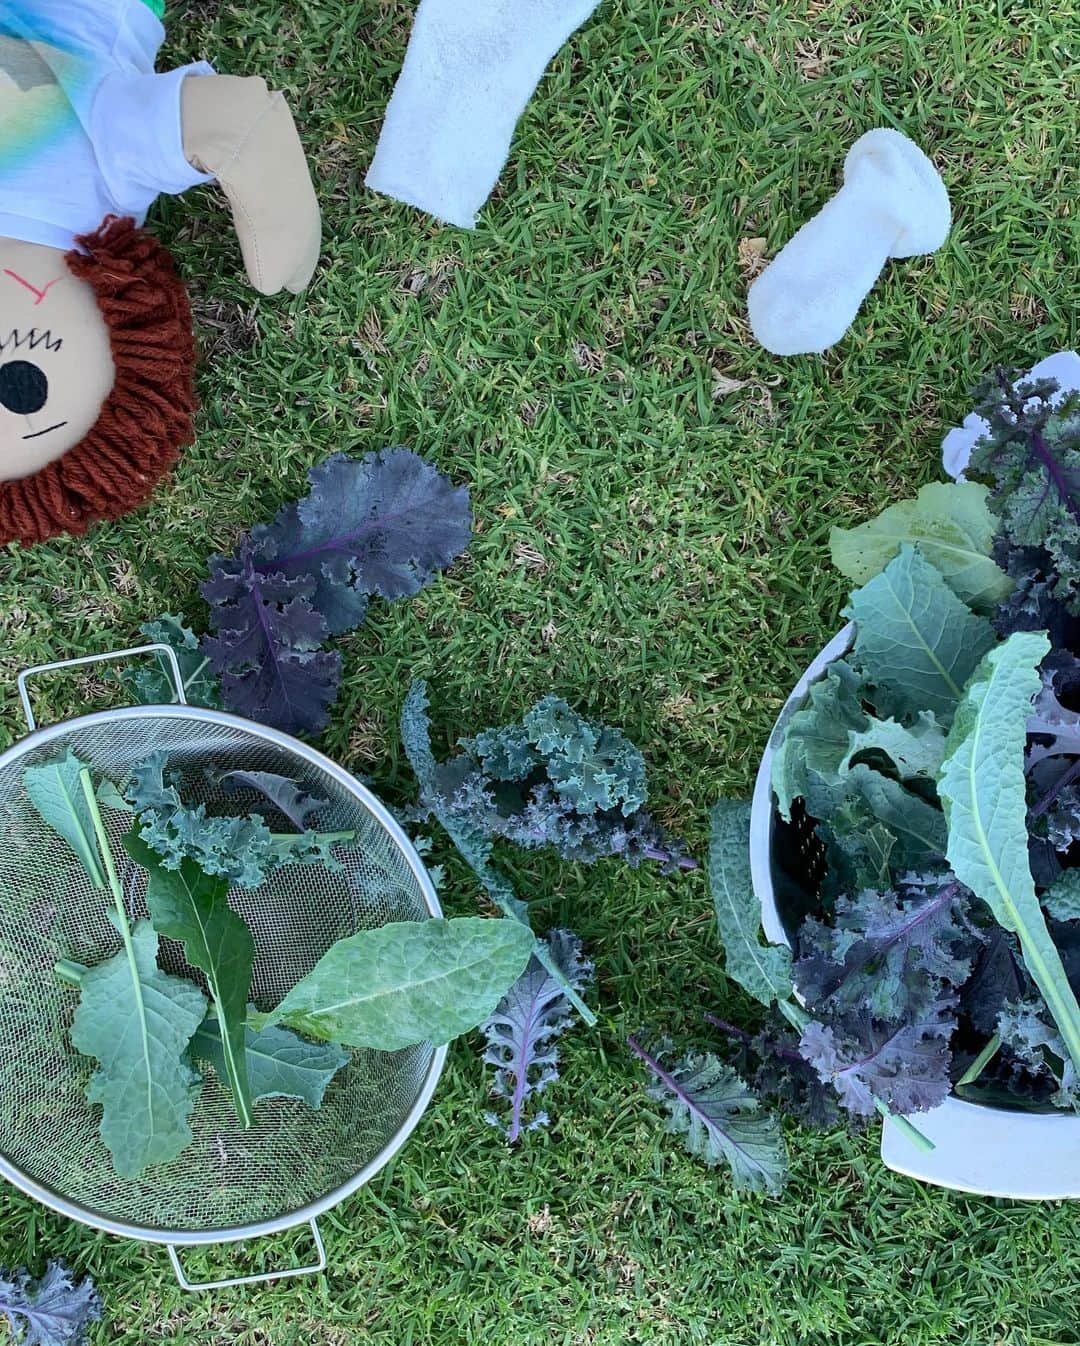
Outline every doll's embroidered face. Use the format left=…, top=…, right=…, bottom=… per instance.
left=0, top=237, right=114, bottom=481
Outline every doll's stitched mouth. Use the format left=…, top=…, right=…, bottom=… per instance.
left=22, top=422, right=67, bottom=440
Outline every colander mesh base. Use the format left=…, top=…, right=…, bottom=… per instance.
left=0, top=710, right=437, bottom=1239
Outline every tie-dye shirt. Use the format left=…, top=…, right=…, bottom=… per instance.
left=0, top=0, right=213, bottom=251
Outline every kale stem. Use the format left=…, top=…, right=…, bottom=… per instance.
left=1030, top=758, right=1080, bottom=820
left=79, top=770, right=128, bottom=931
left=54, top=959, right=87, bottom=987
left=956, top=1034, right=1002, bottom=1088
left=874, top=1098, right=936, bottom=1153
left=702, top=1013, right=753, bottom=1045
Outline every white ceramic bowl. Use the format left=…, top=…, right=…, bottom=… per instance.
left=749, top=626, right=1080, bottom=1199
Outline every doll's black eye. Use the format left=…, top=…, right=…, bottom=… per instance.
left=0, top=361, right=48, bottom=415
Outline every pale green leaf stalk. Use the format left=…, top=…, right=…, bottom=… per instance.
left=938, top=630, right=1080, bottom=1077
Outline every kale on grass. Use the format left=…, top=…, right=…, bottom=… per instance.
left=414, top=694, right=693, bottom=872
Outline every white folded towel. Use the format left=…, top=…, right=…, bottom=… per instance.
left=366, top=0, right=601, bottom=229
left=748, top=129, right=951, bottom=357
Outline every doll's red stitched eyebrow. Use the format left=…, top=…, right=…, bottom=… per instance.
left=2, top=271, right=61, bottom=306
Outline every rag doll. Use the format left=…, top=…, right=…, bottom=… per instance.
left=0, top=0, right=321, bottom=546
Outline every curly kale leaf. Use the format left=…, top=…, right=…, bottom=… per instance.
left=705, top=1015, right=841, bottom=1131
left=251, top=449, right=472, bottom=633
left=0, top=1262, right=101, bottom=1346
left=421, top=694, right=691, bottom=871
left=967, top=371, right=1080, bottom=611
left=794, top=878, right=973, bottom=1021
left=1044, top=870, right=1080, bottom=922
left=629, top=1038, right=788, bottom=1193
left=799, top=1001, right=955, bottom=1117
left=482, top=928, right=593, bottom=1142
left=124, top=615, right=222, bottom=709
left=1026, top=650, right=1080, bottom=771
left=201, top=539, right=340, bottom=736
left=997, top=999, right=1079, bottom=1111
left=126, top=752, right=344, bottom=888
left=400, top=681, right=597, bottom=1026
left=992, top=544, right=1080, bottom=649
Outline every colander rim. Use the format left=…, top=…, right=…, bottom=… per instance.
left=0, top=701, right=449, bottom=1246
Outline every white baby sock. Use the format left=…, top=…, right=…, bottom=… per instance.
left=366, top=0, right=601, bottom=229
left=747, top=129, right=951, bottom=356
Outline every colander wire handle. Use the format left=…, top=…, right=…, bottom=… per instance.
left=166, top=1219, right=326, bottom=1292
left=17, top=644, right=189, bottom=731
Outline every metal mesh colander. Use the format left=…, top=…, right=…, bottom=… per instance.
left=0, top=649, right=445, bottom=1275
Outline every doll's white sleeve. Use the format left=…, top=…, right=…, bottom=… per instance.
left=90, top=64, right=216, bottom=219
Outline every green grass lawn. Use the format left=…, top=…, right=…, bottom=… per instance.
left=2, top=0, right=1079, bottom=1341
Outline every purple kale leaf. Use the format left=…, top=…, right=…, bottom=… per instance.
left=200, top=451, right=471, bottom=735
left=201, top=540, right=340, bottom=736
left=704, top=1014, right=841, bottom=1132
left=482, top=928, right=593, bottom=1142
left=0, top=1261, right=101, bottom=1346
left=798, top=1001, right=955, bottom=1117
left=628, top=1037, right=788, bottom=1193
left=212, top=770, right=329, bottom=832
left=251, top=449, right=472, bottom=634
left=794, top=876, right=973, bottom=1021
left=961, top=925, right=1028, bottom=1034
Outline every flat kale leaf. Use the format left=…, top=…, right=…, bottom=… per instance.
left=200, top=451, right=471, bottom=734
left=839, top=711, right=946, bottom=782
left=845, top=544, right=995, bottom=723
left=201, top=539, right=341, bottom=736
left=709, top=800, right=792, bottom=1007
left=771, top=659, right=868, bottom=821
left=630, top=1040, right=788, bottom=1194
left=939, top=630, right=1080, bottom=1077
left=70, top=919, right=207, bottom=1178
left=799, top=1001, right=955, bottom=1117
left=482, top=928, right=593, bottom=1141
left=252, top=449, right=472, bottom=632
left=123, top=832, right=255, bottom=1128
left=829, top=480, right=1012, bottom=613
left=190, top=1016, right=349, bottom=1109
left=266, top=917, right=535, bottom=1049
left=24, top=752, right=105, bottom=890
left=211, top=770, right=329, bottom=832
left=0, top=1261, right=101, bottom=1346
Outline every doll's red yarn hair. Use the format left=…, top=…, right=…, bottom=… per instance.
left=0, top=216, right=197, bottom=547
